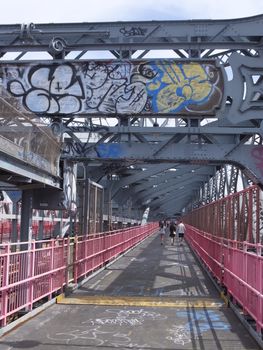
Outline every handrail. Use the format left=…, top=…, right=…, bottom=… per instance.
left=0, top=223, right=158, bottom=328
left=186, top=224, right=263, bottom=333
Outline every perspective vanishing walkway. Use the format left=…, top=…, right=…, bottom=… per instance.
left=0, top=232, right=260, bottom=349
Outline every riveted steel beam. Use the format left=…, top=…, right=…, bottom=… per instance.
left=1, top=15, right=263, bottom=53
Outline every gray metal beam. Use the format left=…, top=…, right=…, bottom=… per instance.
left=64, top=141, right=263, bottom=184
left=150, top=193, right=193, bottom=216
left=0, top=152, right=61, bottom=189
left=1, top=15, right=263, bottom=53
left=1, top=15, right=263, bottom=220
left=136, top=169, right=212, bottom=197
left=110, top=163, right=176, bottom=197
left=135, top=175, right=208, bottom=204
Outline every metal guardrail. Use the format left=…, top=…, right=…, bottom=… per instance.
left=186, top=225, right=263, bottom=334
left=0, top=223, right=157, bottom=327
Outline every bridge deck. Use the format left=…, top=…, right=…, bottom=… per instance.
left=0, top=233, right=260, bottom=349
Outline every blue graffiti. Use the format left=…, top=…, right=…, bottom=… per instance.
left=176, top=310, right=230, bottom=332
left=146, top=62, right=214, bottom=113
left=96, top=144, right=123, bottom=158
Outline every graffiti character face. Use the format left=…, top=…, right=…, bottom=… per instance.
left=139, top=64, right=157, bottom=79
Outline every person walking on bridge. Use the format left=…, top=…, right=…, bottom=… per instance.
left=159, top=223, right=166, bottom=245
left=169, top=221, right=176, bottom=245
left=158, top=220, right=165, bottom=245
left=177, top=219, right=186, bottom=246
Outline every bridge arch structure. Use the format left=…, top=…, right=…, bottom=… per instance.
left=0, top=15, right=263, bottom=236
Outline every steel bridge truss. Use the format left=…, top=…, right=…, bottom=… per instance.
left=1, top=15, right=263, bottom=220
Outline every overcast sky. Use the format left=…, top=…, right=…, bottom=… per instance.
left=0, top=0, right=262, bottom=24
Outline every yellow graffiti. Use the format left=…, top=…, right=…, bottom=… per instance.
left=147, top=63, right=213, bottom=113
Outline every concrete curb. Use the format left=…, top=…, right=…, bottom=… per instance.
left=0, top=298, right=56, bottom=338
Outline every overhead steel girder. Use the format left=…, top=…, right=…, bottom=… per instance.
left=1, top=16, right=263, bottom=220
left=3, top=53, right=263, bottom=123
left=115, top=167, right=214, bottom=206
left=150, top=197, right=193, bottom=218
left=150, top=179, right=203, bottom=204
left=63, top=125, right=249, bottom=162
left=0, top=151, right=61, bottom=190
left=134, top=170, right=213, bottom=202
left=1, top=15, right=263, bottom=54
left=103, top=164, right=210, bottom=214
left=150, top=188, right=198, bottom=211
left=100, top=125, right=263, bottom=139
left=64, top=141, right=263, bottom=185
left=148, top=188, right=195, bottom=213
left=130, top=165, right=212, bottom=194
left=110, top=163, right=176, bottom=197
left=150, top=181, right=195, bottom=207
left=107, top=164, right=200, bottom=210
left=135, top=175, right=207, bottom=205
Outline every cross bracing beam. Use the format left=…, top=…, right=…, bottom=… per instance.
left=136, top=175, right=208, bottom=205
left=113, top=166, right=214, bottom=206
left=150, top=193, right=194, bottom=217
left=1, top=15, right=263, bottom=54
left=110, top=163, right=177, bottom=197
left=1, top=16, right=263, bottom=220
left=64, top=139, right=253, bottom=162
left=65, top=140, right=263, bottom=185
left=127, top=165, right=211, bottom=194
left=147, top=189, right=196, bottom=215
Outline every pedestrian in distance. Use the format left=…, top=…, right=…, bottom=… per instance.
left=177, top=219, right=186, bottom=246
left=169, top=221, right=176, bottom=245
left=159, top=223, right=165, bottom=245
left=165, top=222, right=170, bottom=243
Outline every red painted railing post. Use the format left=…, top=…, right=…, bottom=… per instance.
left=1, top=243, right=10, bottom=327
left=73, top=235, right=78, bottom=284
left=49, top=238, right=55, bottom=299
left=65, top=237, right=70, bottom=287
left=28, top=240, right=35, bottom=311
left=256, top=243, right=262, bottom=332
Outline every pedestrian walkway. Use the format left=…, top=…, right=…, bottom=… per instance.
left=0, top=233, right=260, bottom=349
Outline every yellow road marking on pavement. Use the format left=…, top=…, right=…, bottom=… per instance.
left=57, top=295, right=225, bottom=308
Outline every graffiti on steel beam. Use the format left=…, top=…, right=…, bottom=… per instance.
left=96, top=144, right=123, bottom=158
left=1, top=60, right=223, bottom=117
left=63, top=141, right=92, bottom=158
left=120, top=26, right=147, bottom=36
left=63, top=142, right=123, bottom=159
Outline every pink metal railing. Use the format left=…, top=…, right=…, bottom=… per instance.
left=0, top=239, right=66, bottom=327
left=0, top=223, right=157, bottom=327
left=186, top=225, right=263, bottom=333
left=186, top=226, right=223, bottom=282
left=73, top=225, right=155, bottom=282
left=223, top=241, right=263, bottom=332
left=184, top=185, right=261, bottom=243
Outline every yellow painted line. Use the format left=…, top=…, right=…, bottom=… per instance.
left=56, top=293, right=65, bottom=303
left=57, top=295, right=225, bottom=308
left=220, top=291, right=230, bottom=307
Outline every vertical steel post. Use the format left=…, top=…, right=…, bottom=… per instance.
left=20, top=190, right=33, bottom=246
